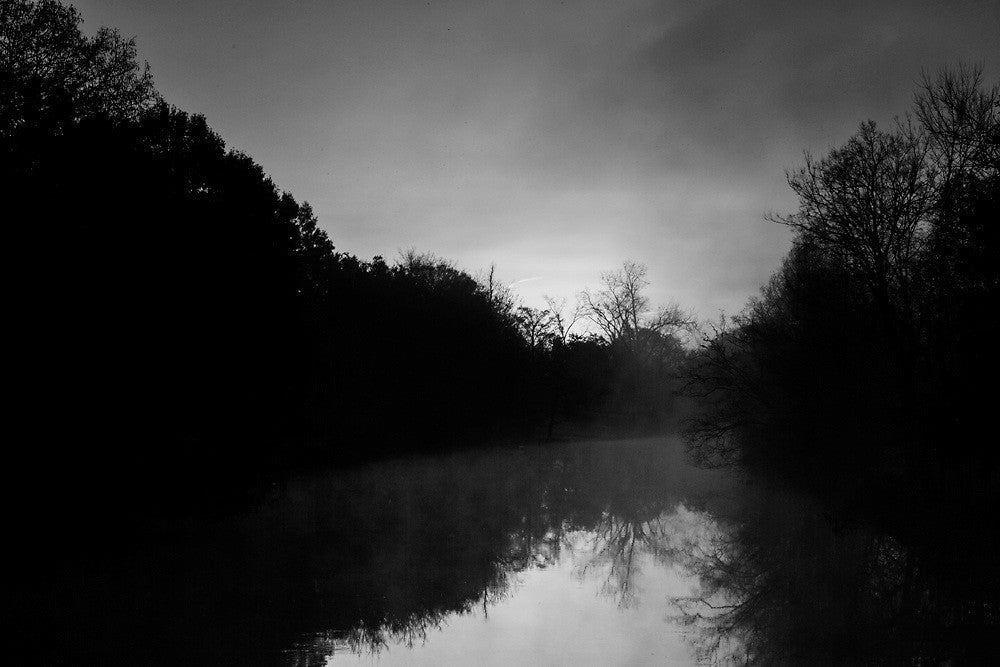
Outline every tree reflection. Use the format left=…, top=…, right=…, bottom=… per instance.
left=272, top=438, right=720, bottom=664
left=575, top=513, right=650, bottom=607
left=55, top=434, right=998, bottom=665
left=570, top=504, right=725, bottom=609
left=671, top=483, right=1000, bottom=664
left=40, top=438, right=725, bottom=665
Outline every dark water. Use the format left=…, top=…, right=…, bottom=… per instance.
left=32, top=437, right=990, bottom=665
left=38, top=438, right=734, bottom=665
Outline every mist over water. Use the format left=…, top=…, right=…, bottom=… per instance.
left=27, top=431, right=997, bottom=665
left=278, top=438, right=728, bottom=666
left=6, top=2, right=999, bottom=664
left=41, top=433, right=989, bottom=665
left=42, top=438, right=728, bottom=665
left=320, top=509, right=718, bottom=666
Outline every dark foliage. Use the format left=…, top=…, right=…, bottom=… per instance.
left=3, top=1, right=692, bottom=544
left=21, top=438, right=717, bottom=666
left=516, top=263, right=693, bottom=438
left=3, top=1, right=542, bottom=541
left=684, top=65, right=1000, bottom=662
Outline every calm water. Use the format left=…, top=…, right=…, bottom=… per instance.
left=320, top=508, right=722, bottom=666
left=51, top=437, right=732, bottom=665
left=268, top=437, right=733, bottom=666
left=42, top=436, right=975, bottom=664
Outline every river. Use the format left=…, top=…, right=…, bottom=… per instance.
left=40, top=433, right=979, bottom=664
left=51, top=437, right=739, bottom=665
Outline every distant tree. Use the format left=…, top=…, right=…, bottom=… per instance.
left=578, top=260, right=690, bottom=353
left=515, top=306, right=554, bottom=350
left=575, top=261, right=692, bottom=430
left=478, top=263, right=519, bottom=318
left=543, top=295, right=582, bottom=343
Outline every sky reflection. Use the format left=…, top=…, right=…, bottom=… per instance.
left=320, top=502, right=728, bottom=666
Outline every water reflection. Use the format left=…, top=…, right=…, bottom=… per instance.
left=672, top=482, right=1000, bottom=664
left=43, top=436, right=989, bottom=665
left=269, top=438, right=726, bottom=665
left=569, top=503, right=725, bottom=611
left=31, top=437, right=724, bottom=665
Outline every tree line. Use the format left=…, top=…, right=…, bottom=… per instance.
left=515, top=260, right=693, bottom=438
left=3, top=0, right=690, bottom=526
left=684, top=64, right=1000, bottom=661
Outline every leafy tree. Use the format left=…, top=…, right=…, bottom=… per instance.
left=5, top=0, right=551, bottom=530
left=1, top=0, right=156, bottom=144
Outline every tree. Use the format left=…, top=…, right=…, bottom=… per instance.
left=769, top=122, right=934, bottom=317
left=915, top=64, right=999, bottom=299
left=577, top=261, right=691, bottom=430
left=515, top=306, right=553, bottom=350
left=912, top=65, right=1000, bottom=474
left=915, top=63, right=999, bottom=195
left=578, top=260, right=690, bottom=354
left=543, top=295, right=582, bottom=344
left=1, top=0, right=157, bottom=144
left=686, top=64, right=1000, bottom=507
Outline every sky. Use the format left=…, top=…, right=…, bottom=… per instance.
left=75, top=0, right=999, bottom=319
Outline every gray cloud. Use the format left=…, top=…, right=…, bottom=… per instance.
left=76, top=0, right=1000, bottom=317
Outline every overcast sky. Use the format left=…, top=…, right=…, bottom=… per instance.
left=76, top=0, right=999, bottom=318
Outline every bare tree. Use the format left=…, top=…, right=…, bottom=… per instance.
left=915, top=63, right=1000, bottom=189
left=575, top=261, right=693, bottom=428
left=514, top=306, right=552, bottom=349
left=478, top=263, right=518, bottom=317
left=578, top=261, right=691, bottom=352
left=768, top=122, right=935, bottom=310
left=542, top=295, right=582, bottom=343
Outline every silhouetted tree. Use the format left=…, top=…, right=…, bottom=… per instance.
left=1, top=0, right=157, bottom=145
left=579, top=260, right=690, bottom=352
left=575, top=261, right=691, bottom=430
left=515, top=306, right=555, bottom=350
left=685, top=67, right=1000, bottom=650
left=3, top=1, right=543, bottom=534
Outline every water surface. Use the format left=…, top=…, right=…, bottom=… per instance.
left=271, top=437, right=731, bottom=665
left=50, top=438, right=745, bottom=664
left=49, top=435, right=973, bottom=664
